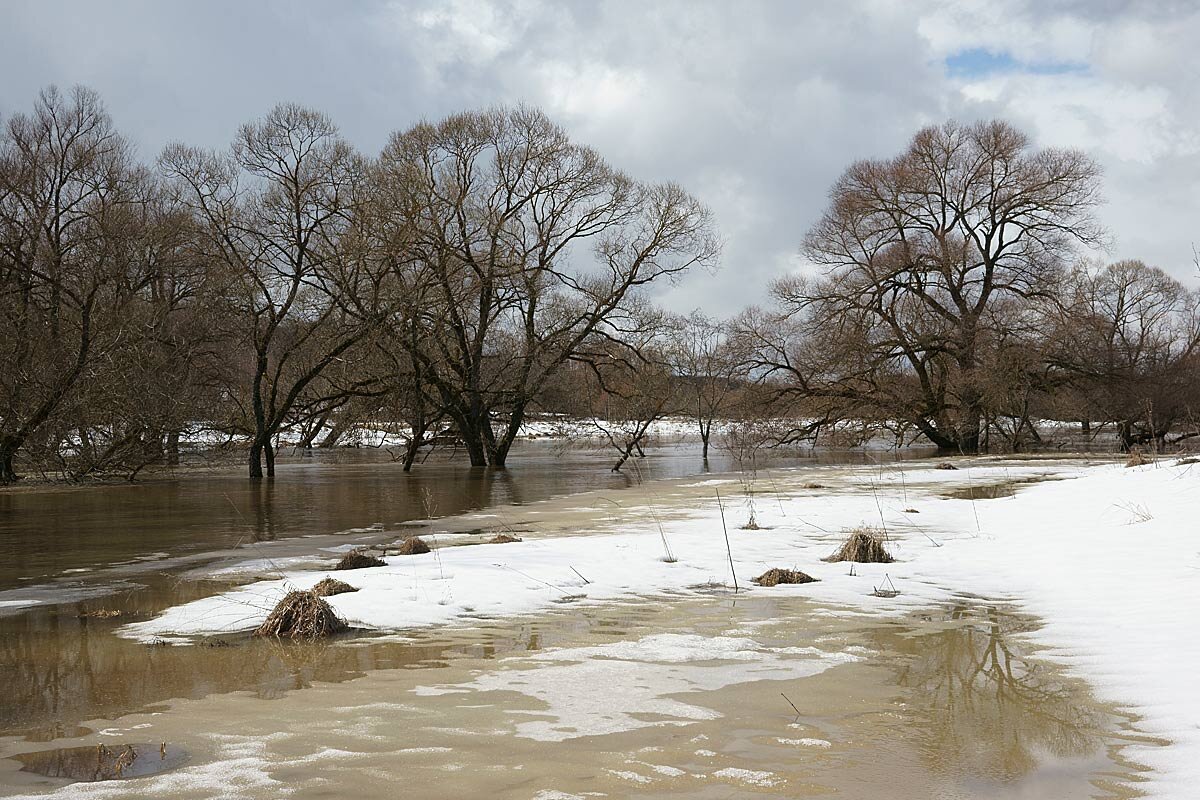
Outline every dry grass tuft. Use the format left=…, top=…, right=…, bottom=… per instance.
left=801, top=482, right=826, bottom=489
left=394, top=536, right=431, bottom=555
left=312, top=577, right=358, bottom=597
left=902, top=508, right=920, bottom=514
left=334, top=550, right=386, bottom=570
left=935, top=462, right=958, bottom=470
left=78, top=609, right=122, bottom=619
left=752, top=568, right=817, bottom=587
left=1125, top=449, right=1149, bottom=467
left=254, top=590, right=346, bottom=639
left=489, top=533, right=522, bottom=544
left=823, top=526, right=895, bottom=563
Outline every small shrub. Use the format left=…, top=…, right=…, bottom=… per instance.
left=334, top=550, right=386, bottom=570
left=394, top=536, right=431, bottom=555
left=254, top=590, right=346, bottom=639
left=312, top=577, right=358, bottom=597
left=1125, top=449, right=1149, bottom=467
left=752, top=568, right=817, bottom=587
left=823, top=527, right=894, bottom=563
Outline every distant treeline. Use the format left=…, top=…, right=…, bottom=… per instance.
left=1, top=88, right=1196, bottom=482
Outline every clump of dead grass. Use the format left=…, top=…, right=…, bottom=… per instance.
left=78, top=609, right=122, bottom=619
left=312, top=577, right=358, bottom=597
left=254, top=590, right=346, bottom=639
left=823, top=526, right=894, bottom=563
left=1125, top=448, right=1149, bottom=467
left=334, top=549, right=386, bottom=570
left=394, top=536, right=431, bottom=555
left=935, top=462, right=958, bottom=470
left=489, top=533, right=522, bottom=544
left=752, top=568, right=817, bottom=587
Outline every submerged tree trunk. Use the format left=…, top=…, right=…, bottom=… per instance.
left=166, top=430, right=181, bottom=467
left=249, top=440, right=264, bottom=479
left=0, top=438, right=18, bottom=484
left=264, top=439, right=276, bottom=478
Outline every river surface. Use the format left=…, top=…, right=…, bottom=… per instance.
left=0, top=441, right=1152, bottom=798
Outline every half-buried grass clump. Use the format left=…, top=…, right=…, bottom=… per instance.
left=489, top=533, right=522, bottom=544
left=334, top=549, right=386, bottom=570
left=254, top=590, right=346, bottom=639
left=752, top=568, right=817, bottom=587
left=395, top=536, right=431, bottom=555
left=823, top=526, right=894, bottom=563
left=312, top=577, right=358, bottom=597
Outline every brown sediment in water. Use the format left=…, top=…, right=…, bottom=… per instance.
left=0, top=598, right=1147, bottom=799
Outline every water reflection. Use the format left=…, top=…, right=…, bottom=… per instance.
left=0, top=442, right=928, bottom=590
left=875, top=605, right=1109, bottom=783
left=15, top=742, right=188, bottom=782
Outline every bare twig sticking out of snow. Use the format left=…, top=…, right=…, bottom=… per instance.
left=716, top=488, right=739, bottom=593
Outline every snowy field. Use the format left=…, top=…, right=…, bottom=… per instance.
left=123, top=457, right=1200, bottom=797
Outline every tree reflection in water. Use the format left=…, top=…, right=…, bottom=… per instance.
left=875, top=604, right=1108, bottom=782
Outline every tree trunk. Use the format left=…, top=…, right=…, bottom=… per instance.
left=319, top=415, right=354, bottom=448
left=0, top=438, right=18, bottom=484
left=264, top=439, right=276, bottom=478
left=402, top=418, right=428, bottom=473
left=488, top=404, right=527, bottom=469
left=246, top=441, right=262, bottom=479
left=166, top=430, right=180, bottom=466
left=249, top=440, right=264, bottom=479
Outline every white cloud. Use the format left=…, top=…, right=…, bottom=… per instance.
left=2, top=0, right=1198, bottom=311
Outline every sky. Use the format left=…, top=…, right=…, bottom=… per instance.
left=2, top=0, right=1198, bottom=314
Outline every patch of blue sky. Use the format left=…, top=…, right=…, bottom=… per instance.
left=944, top=47, right=1088, bottom=78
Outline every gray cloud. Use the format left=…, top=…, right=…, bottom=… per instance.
left=3, top=0, right=1197, bottom=314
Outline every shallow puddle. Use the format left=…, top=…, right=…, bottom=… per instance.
left=15, top=743, right=188, bottom=782
left=0, top=594, right=1152, bottom=798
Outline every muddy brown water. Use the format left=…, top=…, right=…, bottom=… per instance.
left=0, top=442, right=926, bottom=736
left=0, top=445, right=1150, bottom=797
left=0, top=596, right=1152, bottom=798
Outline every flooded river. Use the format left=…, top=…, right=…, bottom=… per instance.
left=0, top=443, right=1151, bottom=798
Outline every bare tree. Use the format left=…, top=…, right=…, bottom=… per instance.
left=0, top=87, right=157, bottom=483
left=779, top=120, right=1102, bottom=453
left=666, top=311, right=741, bottom=460
left=372, top=106, right=718, bottom=468
left=161, top=104, right=387, bottom=478
left=1050, top=260, right=1200, bottom=450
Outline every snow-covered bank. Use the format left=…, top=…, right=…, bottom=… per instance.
left=125, top=458, right=1200, bottom=797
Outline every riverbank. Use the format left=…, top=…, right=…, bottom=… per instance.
left=121, top=455, right=1199, bottom=797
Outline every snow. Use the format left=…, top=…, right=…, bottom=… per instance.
left=778, top=737, right=831, bottom=747
left=712, top=767, right=781, bottom=787
left=122, top=457, right=1200, bottom=797
left=410, top=633, right=857, bottom=741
